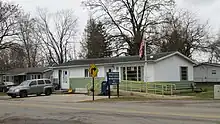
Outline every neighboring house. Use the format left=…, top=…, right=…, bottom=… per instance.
left=0, top=72, right=5, bottom=84
left=51, top=51, right=195, bottom=90
left=194, top=62, right=220, bottom=83
left=2, top=67, right=53, bottom=84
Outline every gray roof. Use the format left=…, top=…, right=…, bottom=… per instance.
left=194, top=62, right=220, bottom=67
left=54, top=51, right=176, bottom=67
left=0, top=72, right=5, bottom=75
left=4, top=67, right=50, bottom=76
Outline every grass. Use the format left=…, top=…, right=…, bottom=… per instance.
left=177, top=84, right=214, bottom=100
left=0, top=92, right=6, bottom=96
left=84, top=82, right=216, bottom=102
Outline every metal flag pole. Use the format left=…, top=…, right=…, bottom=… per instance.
left=144, top=37, right=147, bottom=82
left=143, top=36, right=148, bottom=92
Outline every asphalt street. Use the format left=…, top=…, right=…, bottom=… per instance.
left=0, top=94, right=219, bottom=124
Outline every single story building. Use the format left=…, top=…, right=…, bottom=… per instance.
left=194, top=62, right=220, bottom=83
left=0, top=72, right=5, bottom=84
left=2, top=67, right=53, bottom=84
left=51, top=51, right=195, bottom=90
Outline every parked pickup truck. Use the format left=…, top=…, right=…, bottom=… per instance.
left=7, top=79, right=54, bottom=98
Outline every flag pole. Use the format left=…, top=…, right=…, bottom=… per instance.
left=144, top=36, right=147, bottom=83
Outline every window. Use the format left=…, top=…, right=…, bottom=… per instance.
left=6, top=76, right=9, bottom=82
left=180, top=67, right=188, bottom=81
left=122, top=67, right=126, bottom=80
left=31, top=75, right=35, bottom=79
left=38, top=80, right=44, bottom=85
left=45, top=80, right=51, bottom=84
left=212, top=70, right=216, bottom=74
left=84, top=69, right=89, bottom=77
left=138, top=66, right=141, bottom=81
left=29, top=81, right=37, bottom=86
left=31, top=74, right=41, bottom=79
left=3, top=76, right=6, bottom=82
left=121, top=66, right=143, bottom=81
left=64, top=71, right=67, bottom=75
left=127, top=66, right=137, bottom=81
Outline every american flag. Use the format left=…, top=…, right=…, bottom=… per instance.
left=139, top=40, right=144, bottom=58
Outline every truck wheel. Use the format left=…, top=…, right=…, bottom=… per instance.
left=45, top=89, right=52, bottom=96
left=20, top=91, right=27, bottom=98
left=36, top=93, right=41, bottom=96
left=11, top=95, right=16, bottom=98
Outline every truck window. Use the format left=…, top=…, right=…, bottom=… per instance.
left=45, top=80, right=51, bottom=84
left=38, top=80, right=45, bottom=85
left=29, top=81, right=37, bottom=86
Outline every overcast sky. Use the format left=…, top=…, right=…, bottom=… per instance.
left=4, top=0, right=220, bottom=61
left=6, top=0, right=220, bottom=36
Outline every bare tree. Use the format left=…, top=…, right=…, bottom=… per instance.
left=35, top=8, right=78, bottom=65
left=82, top=0, right=175, bottom=55
left=0, top=44, right=26, bottom=71
left=155, top=9, right=210, bottom=58
left=0, top=1, right=21, bottom=50
left=17, top=14, right=41, bottom=67
left=206, top=32, right=220, bottom=63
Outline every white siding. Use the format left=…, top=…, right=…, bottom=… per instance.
left=154, top=55, right=193, bottom=82
left=52, top=54, right=194, bottom=83
left=98, top=66, right=105, bottom=77
left=146, top=63, right=155, bottom=82
left=194, top=65, right=220, bottom=82
left=68, top=66, right=105, bottom=78
left=69, top=67, right=83, bottom=78
left=53, top=70, right=58, bottom=78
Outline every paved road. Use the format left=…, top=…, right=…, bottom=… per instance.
left=0, top=95, right=220, bottom=124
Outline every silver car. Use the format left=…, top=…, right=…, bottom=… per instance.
left=7, top=79, right=54, bottom=98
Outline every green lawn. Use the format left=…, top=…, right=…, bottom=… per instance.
left=84, top=83, right=216, bottom=102
left=0, top=92, right=6, bottom=96
left=178, top=84, right=214, bottom=100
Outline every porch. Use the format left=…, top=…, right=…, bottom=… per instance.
left=3, top=73, right=43, bottom=84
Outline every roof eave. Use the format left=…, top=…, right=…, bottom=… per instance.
left=50, top=60, right=155, bottom=69
left=155, top=51, right=196, bottom=64
left=194, top=63, right=220, bottom=67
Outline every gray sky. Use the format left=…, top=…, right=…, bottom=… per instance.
left=6, top=0, right=220, bottom=36
left=176, top=0, right=220, bottom=33
left=4, top=0, right=220, bottom=61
